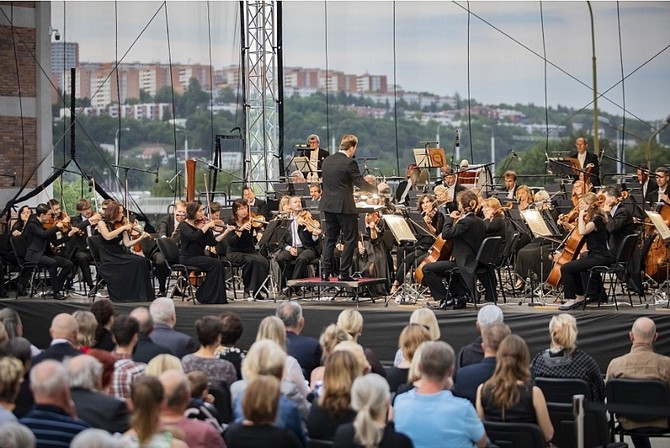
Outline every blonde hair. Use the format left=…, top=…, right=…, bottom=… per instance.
left=549, top=314, right=578, bottom=354
left=409, top=308, right=440, bottom=341
left=242, top=375, right=280, bottom=425
left=399, top=324, right=432, bottom=362
left=339, top=134, right=358, bottom=152
left=242, top=339, right=286, bottom=381
left=319, top=324, right=352, bottom=357
left=317, top=350, right=361, bottom=416
left=129, top=376, right=164, bottom=446
left=483, top=197, right=505, bottom=218
left=337, top=309, right=364, bottom=341
left=0, top=356, right=24, bottom=403
left=407, top=342, right=427, bottom=384
left=256, top=316, right=287, bottom=351
left=351, top=374, right=389, bottom=448
left=145, top=354, right=184, bottom=377
left=72, top=311, right=98, bottom=348
left=581, top=192, right=608, bottom=224
left=516, top=185, right=532, bottom=204
left=332, top=341, right=369, bottom=375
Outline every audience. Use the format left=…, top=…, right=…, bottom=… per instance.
left=90, top=299, right=116, bottom=351
left=476, top=334, right=554, bottom=444
left=393, top=308, right=440, bottom=366
left=72, top=310, right=98, bottom=352
left=145, top=353, right=184, bottom=377
left=310, top=324, right=352, bottom=393
left=4, top=337, right=36, bottom=418
left=336, top=309, right=385, bottom=377
left=395, top=341, right=487, bottom=448
left=530, top=313, right=605, bottom=401
left=458, top=304, right=504, bottom=369
left=185, top=370, right=224, bottom=429
left=182, top=315, right=237, bottom=390
left=215, top=311, right=247, bottom=379
left=333, top=373, right=412, bottom=448
left=110, top=315, right=146, bottom=400
left=276, top=301, right=322, bottom=378
left=0, top=355, right=24, bottom=424
left=0, top=307, right=40, bottom=356
left=149, top=297, right=197, bottom=358
left=0, top=422, right=36, bottom=448
left=32, top=313, right=82, bottom=365
left=386, top=324, right=432, bottom=393
left=71, top=428, right=123, bottom=448
left=129, top=306, right=173, bottom=363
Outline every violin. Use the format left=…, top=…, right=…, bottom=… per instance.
left=241, top=211, right=268, bottom=229
left=365, top=211, right=380, bottom=227
left=195, top=217, right=226, bottom=232
left=115, top=216, right=152, bottom=253
left=43, top=211, right=71, bottom=232
left=297, top=210, right=321, bottom=232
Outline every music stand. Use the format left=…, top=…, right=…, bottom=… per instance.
left=255, top=218, right=291, bottom=300
left=548, top=157, right=580, bottom=178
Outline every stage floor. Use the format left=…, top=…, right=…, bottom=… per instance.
left=3, top=282, right=670, bottom=373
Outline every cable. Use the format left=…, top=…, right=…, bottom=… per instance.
left=616, top=2, right=626, bottom=169
left=164, top=2, right=179, bottom=184
left=207, top=1, right=216, bottom=162
left=466, top=2, right=473, bottom=163
left=324, top=1, right=330, bottom=148
left=9, top=5, right=26, bottom=189
left=539, top=2, right=549, bottom=159
left=393, top=1, right=400, bottom=176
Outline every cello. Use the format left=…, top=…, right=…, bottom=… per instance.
left=414, top=209, right=457, bottom=285
left=644, top=203, right=670, bottom=282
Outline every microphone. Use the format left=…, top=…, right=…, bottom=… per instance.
left=12, top=171, right=16, bottom=187
left=455, top=130, right=460, bottom=149
left=511, top=149, right=522, bottom=161
left=295, top=144, right=311, bottom=149
left=155, top=166, right=159, bottom=183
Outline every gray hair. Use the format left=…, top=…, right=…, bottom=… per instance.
left=307, top=134, right=320, bottom=144
left=351, top=374, right=389, bottom=448
left=150, top=297, right=175, bottom=325
left=477, top=304, right=504, bottom=327
left=419, top=341, right=455, bottom=382
left=71, top=428, right=123, bottom=448
left=130, top=307, right=154, bottom=335
left=0, top=422, right=36, bottom=448
left=276, top=301, right=302, bottom=329
left=67, top=355, right=102, bottom=390
left=30, top=360, right=69, bottom=397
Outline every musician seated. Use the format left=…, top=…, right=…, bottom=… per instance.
left=67, top=199, right=102, bottom=296
left=654, top=167, right=670, bottom=206
left=395, top=163, right=422, bottom=206
left=440, top=168, right=466, bottom=213
left=503, top=171, right=518, bottom=200
left=276, top=196, right=321, bottom=293
left=309, top=184, right=322, bottom=202
left=243, top=186, right=271, bottom=219
left=290, top=170, right=307, bottom=184
left=515, top=185, right=533, bottom=211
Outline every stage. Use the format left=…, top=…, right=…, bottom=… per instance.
left=3, top=289, right=670, bottom=373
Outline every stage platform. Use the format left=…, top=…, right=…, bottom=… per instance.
left=3, top=291, right=670, bottom=373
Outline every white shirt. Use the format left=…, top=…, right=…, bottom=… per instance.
left=578, top=152, right=587, bottom=168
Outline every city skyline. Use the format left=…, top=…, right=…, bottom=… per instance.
left=50, top=1, right=670, bottom=122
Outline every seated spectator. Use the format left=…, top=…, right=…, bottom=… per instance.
left=458, top=304, right=504, bottom=369
left=182, top=316, right=237, bottom=390
left=158, top=370, right=225, bottom=448
left=20, top=360, right=89, bottom=446
left=121, top=375, right=187, bottom=448
left=453, top=323, right=511, bottom=405
left=85, top=347, right=116, bottom=394
left=0, top=355, right=24, bottom=424
left=306, top=350, right=360, bottom=440
left=72, top=310, right=98, bottom=352
left=309, top=324, right=351, bottom=393
left=130, top=306, right=173, bottom=364
left=393, top=308, right=440, bottom=366
left=2, top=337, right=35, bottom=418
left=0, top=307, right=40, bottom=356
left=110, top=315, right=146, bottom=401
left=145, top=353, right=184, bottom=377
left=386, top=324, right=432, bottom=393
left=333, top=373, right=412, bottom=448
left=149, top=297, right=197, bottom=359
left=67, top=354, right=130, bottom=434
left=276, top=301, right=322, bottom=378
left=91, top=299, right=116, bottom=351
left=476, top=334, right=554, bottom=444
left=230, top=339, right=308, bottom=444
left=530, top=313, right=605, bottom=402
left=393, top=342, right=426, bottom=400
left=32, top=313, right=83, bottom=365
left=185, top=370, right=223, bottom=430
left=71, top=428, right=123, bottom=448
left=394, top=341, right=487, bottom=448
left=215, top=311, right=247, bottom=379
left=336, top=309, right=385, bottom=377
left=0, top=422, right=36, bottom=448
left=225, top=375, right=302, bottom=448
left=606, top=317, right=670, bottom=448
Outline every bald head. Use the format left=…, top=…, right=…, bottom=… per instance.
left=158, top=369, right=190, bottom=411
left=631, top=317, right=657, bottom=344
left=130, top=307, right=153, bottom=335
left=50, top=313, right=79, bottom=342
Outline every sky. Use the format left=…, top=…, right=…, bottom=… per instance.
left=50, top=1, right=670, bottom=123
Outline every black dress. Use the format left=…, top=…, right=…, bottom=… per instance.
left=178, top=221, right=227, bottom=304
left=333, top=421, right=413, bottom=448
left=480, top=382, right=537, bottom=424
left=224, top=225, right=269, bottom=297
left=97, top=221, right=154, bottom=302
left=224, top=422, right=301, bottom=448
left=306, top=402, right=356, bottom=440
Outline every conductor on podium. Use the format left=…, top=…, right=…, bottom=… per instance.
left=319, top=134, right=385, bottom=282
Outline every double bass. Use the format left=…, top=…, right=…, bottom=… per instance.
left=414, top=211, right=458, bottom=285
left=644, top=203, right=670, bottom=282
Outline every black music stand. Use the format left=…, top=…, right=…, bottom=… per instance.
left=254, top=219, right=291, bottom=300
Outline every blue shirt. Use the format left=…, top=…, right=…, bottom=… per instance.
left=20, top=404, right=89, bottom=448
left=394, top=388, right=484, bottom=448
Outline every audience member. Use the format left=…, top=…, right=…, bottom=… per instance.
left=386, top=324, right=432, bottom=393
left=0, top=307, right=40, bottom=356
left=476, top=334, right=554, bottom=444
left=20, top=360, right=89, bottom=446
left=110, top=315, right=147, bottom=400
left=149, top=297, right=197, bottom=358
left=67, top=354, right=130, bottom=434
left=0, top=422, right=36, bottom=448
left=129, top=306, right=173, bottom=364
left=0, top=355, right=24, bottom=424
left=310, top=324, right=352, bottom=393
left=185, top=370, right=223, bottom=430
left=606, top=317, right=670, bottom=448
left=158, top=369, right=225, bottom=448
left=224, top=375, right=302, bottom=448
left=453, top=323, right=511, bottom=405
left=336, top=309, right=385, bottom=377
left=85, top=348, right=117, bottom=393
left=91, top=299, right=116, bottom=351
left=276, top=301, right=322, bottom=378
left=395, top=341, right=487, bottom=448
left=145, top=353, right=184, bottom=377
left=393, top=342, right=426, bottom=400
left=72, top=310, right=98, bottom=352
left=215, top=311, right=247, bottom=380
left=31, top=313, right=82, bottom=365
left=393, top=308, right=440, bottom=366
left=333, top=373, right=412, bottom=448
left=530, top=313, right=605, bottom=402
left=182, top=316, right=237, bottom=389
left=458, top=304, right=504, bottom=369
left=2, top=337, right=34, bottom=418
left=70, top=428, right=123, bottom=448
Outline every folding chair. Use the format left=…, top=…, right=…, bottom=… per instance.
left=155, top=237, right=203, bottom=303
left=9, top=235, right=49, bottom=299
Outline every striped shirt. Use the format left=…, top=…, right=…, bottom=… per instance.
left=20, top=404, right=89, bottom=448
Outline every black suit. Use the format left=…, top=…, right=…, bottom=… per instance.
left=276, top=219, right=320, bottom=287
left=300, top=147, right=330, bottom=179
left=149, top=323, right=197, bottom=359
left=319, top=152, right=376, bottom=277
left=23, top=217, right=73, bottom=294
left=607, top=204, right=644, bottom=294
left=442, top=183, right=467, bottom=214
left=71, top=387, right=130, bottom=433
left=248, top=198, right=271, bottom=220
left=66, top=214, right=96, bottom=289
left=32, top=341, right=83, bottom=365
left=133, top=334, right=173, bottom=364
left=570, top=151, right=601, bottom=186
left=642, top=177, right=659, bottom=208
left=142, top=214, right=179, bottom=295
left=286, top=331, right=322, bottom=378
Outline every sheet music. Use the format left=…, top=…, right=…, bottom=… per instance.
left=646, top=211, right=670, bottom=240
left=413, top=148, right=430, bottom=168
left=382, top=214, right=417, bottom=243
left=521, top=209, right=554, bottom=238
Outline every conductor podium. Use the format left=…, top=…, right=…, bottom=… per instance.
left=285, top=276, right=387, bottom=304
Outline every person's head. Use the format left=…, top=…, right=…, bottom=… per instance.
left=482, top=323, right=511, bottom=355
left=332, top=341, right=371, bottom=375
left=336, top=309, right=364, bottom=341
left=572, top=179, right=586, bottom=197
left=67, top=354, right=103, bottom=391
left=145, top=354, right=184, bottom=377
left=71, top=428, right=123, bottom=448
left=0, top=356, right=24, bottom=404
left=630, top=317, right=657, bottom=345
left=159, top=369, right=191, bottom=413
left=185, top=200, right=204, bottom=221
left=309, top=183, right=322, bottom=200
left=399, top=323, right=432, bottom=363
left=49, top=313, right=79, bottom=344
left=194, top=316, right=223, bottom=348
left=242, top=375, right=281, bottom=425
left=533, top=189, right=551, bottom=208
left=219, top=311, right=244, bottom=346
left=575, top=137, right=588, bottom=154
left=128, top=375, right=165, bottom=446
left=231, top=198, right=249, bottom=221
left=150, top=297, right=176, bottom=327
left=34, top=203, right=52, bottom=222
left=242, top=186, right=256, bottom=204
left=443, top=168, right=457, bottom=187
left=242, top=339, right=286, bottom=381
left=47, top=199, right=61, bottom=216
left=276, top=301, right=304, bottom=333
left=476, top=304, right=504, bottom=334
left=209, top=201, right=222, bottom=219
left=18, top=205, right=32, bottom=222
left=90, top=299, right=115, bottom=331
left=100, top=199, right=112, bottom=214
left=603, top=184, right=622, bottom=209
left=1, top=337, right=32, bottom=371
left=307, top=134, right=320, bottom=150
left=548, top=314, right=578, bottom=354
left=129, top=307, right=154, bottom=336
left=655, top=167, right=669, bottom=189
left=319, top=324, right=352, bottom=358
left=288, top=196, right=303, bottom=214
left=417, top=194, right=435, bottom=213
left=111, top=315, right=140, bottom=349
left=482, top=197, right=504, bottom=220
left=485, top=334, right=532, bottom=410
left=339, top=134, right=358, bottom=157
left=503, top=171, right=517, bottom=190
left=350, top=373, right=390, bottom=447
left=409, top=308, right=440, bottom=341
left=76, top=199, right=93, bottom=218
left=0, top=422, right=36, bottom=448
left=0, top=307, right=23, bottom=338
left=30, top=360, right=71, bottom=407
left=186, top=371, right=209, bottom=399
left=580, top=192, right=606, bottom=222
left=256, top=316, right=287, bottom=350
left=457, top=189, right=479, bottom=214
left=636, top=165, right=649, bottom=184
left=278, top=195, right=291, bottom=213
left=290, top=170, right=306, bottom=183
left=516, top=185, right=532, bottom=203
left=419, top=340, right=455, bottom=385
left=72, top=310, right=98, bottom=348
left=102, top=201, right=123, bottom=223
left=318, top=349, right=362, bottom=416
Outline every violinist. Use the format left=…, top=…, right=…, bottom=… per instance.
left=67, top=199, right=102, bottom=297
left=46, top=199, right=71, bottom=256
left=276, top=196, right=321, bottom=293
left=515, top=185, right=533, bottom=211
left=570, top=137, right=601, bottom=187
left=178, top=201, right=233, bottom=304
left=654, top=167, right=670, bottom=206
left=10, top=205, right=31, bottom=236
left=23, top=203, right=77, bottom=300
left=636, top=164, right=657, bottom=208
left=224, top=198, right=270, bottom=300
left=440, top=169, right=466, bottom=213
left=243, top=186, right=271, bottom=220
left=309, top=183, right=322, bottom=202
left=503, top=171, right=519, bottom=200
left=96, top=201, right=155, bottom=302
left=558, top=193, right=613, bottom=310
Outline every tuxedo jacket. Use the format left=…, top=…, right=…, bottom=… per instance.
left=23, top=217, right=63, bottom=263
left=643, top=178, right=659, bottom=207
left=281, top=220, right=320, bottom=250
left=570, top=151, right=601, bottom=186
left=67, top=215, right=95, bottom=254
left=319, top=152, right=376, bottom=215
left=606, top=204, right=635, bottom=256
left=301, top=147, right=330, bottom=175
left=441, top=212, right=486, bottom=293
left=443, top=184, right=467, bottom=213
left=286, top=331, right=322, bottom=378
left=71, top=387, right=130, bottom=434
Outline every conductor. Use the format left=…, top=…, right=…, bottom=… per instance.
left=319, top=134, right=386, bottom=281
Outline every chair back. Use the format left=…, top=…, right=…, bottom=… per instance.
left=483, top=421, right=545, bottom=448
left=208, top=385, right=233, bottom=424
left=155, top=237, right=181, bottom=266
left=87, top=235, right=102, bottom=264
left=306, top=439, right=334, bottom=448
left=9, top=235, right=28, bottom=262
left=615, top=233, right=639, bottom=264
left=502, top=232, right=519, bottom=261
left=545, top=401, right=610, bottom=448
left=535, top=377, right=592, bottom=403
left=606, top=378, right=670, bottom=423
left=476, top=236, right=503, bottom=266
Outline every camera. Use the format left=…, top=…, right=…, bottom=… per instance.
left=54, top=31, right=61, bottom=41
left=50, top=27, right=61, bottom=41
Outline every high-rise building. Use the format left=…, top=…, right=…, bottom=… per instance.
left=51, top=42, right=79, bottom=92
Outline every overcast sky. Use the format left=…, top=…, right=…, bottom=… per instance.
left=51, top=1, right=670, bottom=123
